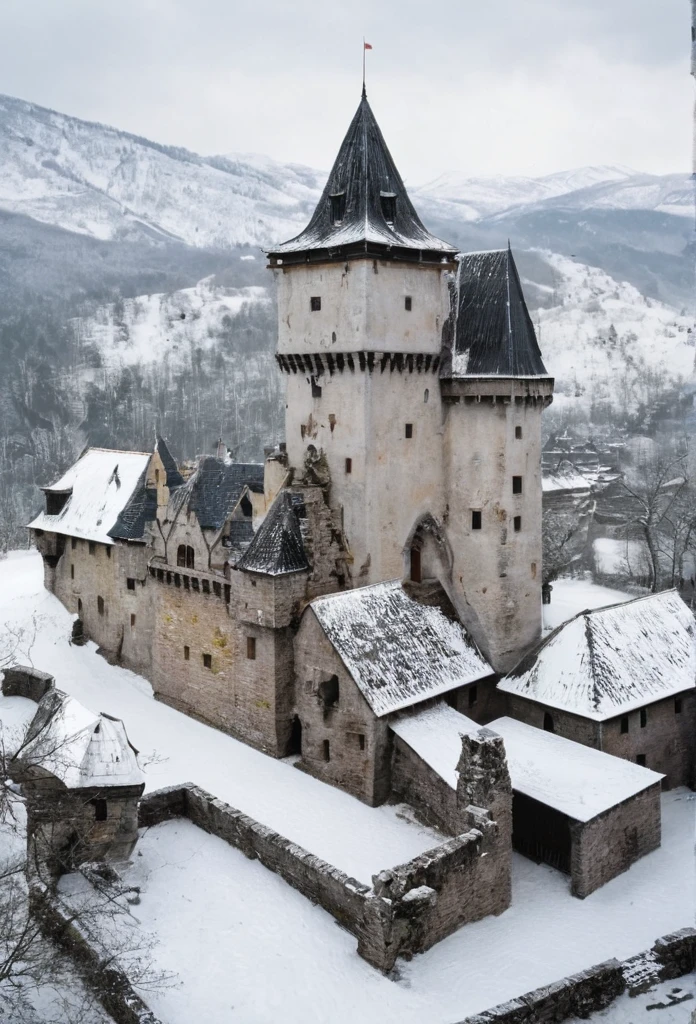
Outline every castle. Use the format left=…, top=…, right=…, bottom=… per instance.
left=28, top=91, right=694, bottom=904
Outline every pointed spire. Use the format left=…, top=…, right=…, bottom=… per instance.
left=268, top=93, right=456, bottom=264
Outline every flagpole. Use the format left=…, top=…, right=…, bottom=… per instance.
left=362, top=37, right=366, bottom=94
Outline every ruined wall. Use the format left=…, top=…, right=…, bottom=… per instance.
left=601, top=693, right=695, bottom=789
left=569, top=783, right=662, bottom=899
left=391, top=734, right=459, bottom=834
left=293, top=609, right=391, bottom=805
left=1, top=665, right=54, bottom=702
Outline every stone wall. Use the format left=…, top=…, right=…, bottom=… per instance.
left=139, top=783, right=505, bottom=972
left=503, top=693, right=601, bottom=748
left=569, top=783, right=662, bottom=899
left=1, top=665, right=54, bottom=702
left=391, top=733, right=459, bottom=833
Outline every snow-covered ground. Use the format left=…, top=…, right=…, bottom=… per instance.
left=0, top=550, right=441, bottom=880
left=542, top=575, right=634, bottom=633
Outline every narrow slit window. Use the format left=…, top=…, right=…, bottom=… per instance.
left=640, top=708, right=647, bottom=728
left=70, top=565, right=75, bottom=579
left=322, top=739, right=331, bottom=762
left=404, top=296, right=412, bottom=311
left=247, top=636, right=256, bottom=660
left=202, top=653, right=212, bottom=670
left=71, top=537, right=77, bottom=550
left=675, top=697, right=683, bottom=714
left=410, top=547, right=422, bottom=583
left=405, top=423, right=413, bottom=439
left=471, top=510, right=482, bottom=530
left=184, top=645, right=190, bottom=661
left=345, top=457, right=352, bottom=474
left=424, top=388, right=429, bottom=403
left=468, top=685, right=478, bottom=708
left=512, top=476, right=523, bottom=495
left=358, top=734, right=365, bottom=751
left=130, top=613, right=136, bottom=627
left=310, top=296, right=321, bottom=312
left=97, top=596, right=105, bottom=616
left=106, top=546, right=111, bottom=559
left=513, top=516, right=521, bottom=532
left=515, top=426, right=523, bottom=439
left=620, top=716, right=629, bottom=734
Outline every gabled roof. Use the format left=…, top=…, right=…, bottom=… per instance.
left=28, top=448, right=150, bottom=545
left=183, top=458, right=264, bottom=532
left=19, top=690, right=143, bottom=789
left=309, top=580, right=493, bottom=718
left=448, top=247, right=550, bottom=378
left=235, top=490, right=309, bottom=576
left=157, top=436, right=184, bottom=489
left=268, top=91, right=456, bottom=262
left=499, top=590, right=696, bottom=721
left=108, top=471, right=157, bottom=542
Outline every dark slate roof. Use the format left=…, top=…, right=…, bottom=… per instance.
left=157, top=436, right=184, bottom=488
left=498, top=591, right=696, bottom=721
left=108, top=469, right=157, bottom=541
left=235, top=491, right=309, bottom=576
left=449, top=247, right=549, bottom=377
left=268, top=90, right=456, bottom=263
left=187, top=458, right=265, bottom=531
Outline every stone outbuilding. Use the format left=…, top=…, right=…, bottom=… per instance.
left=498, top=591, right=696, bottom=788
left=391, top=702, right=664, bottom=897
left=11, top=687, right=144, bottom=877
left=293, top=579, right=495, bottom=805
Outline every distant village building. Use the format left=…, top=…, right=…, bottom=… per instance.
left=26, top=89, right=695, bottom=907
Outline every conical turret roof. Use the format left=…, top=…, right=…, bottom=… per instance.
left=268, top=91, right=456, bottom=264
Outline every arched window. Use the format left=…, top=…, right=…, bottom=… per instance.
left=543, top=712, right=554, bottom=733
left=177, top=544, right=186, bottom=567
left=186, top=545, right=195, bottom=569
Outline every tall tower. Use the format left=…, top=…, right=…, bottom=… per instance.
left=267, top=92, right=553, bottom=672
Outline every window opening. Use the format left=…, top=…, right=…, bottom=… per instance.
left=89, top=542, right=96, bottom=555
left=330, top=192, right=345, bottom=224
left=514, top=516, right=521, bottom=532
left=177, top=544, right=186, bottom=567
left=468, top=685, right=478, bottom=708
left=106, top=546, right=111, bottom=559
left=247, top=637, right=256, bottom=660
left=404, top=296, right=412, bottom=311
left=424, top=388, right=429, bottom=403
left=345, top=458, right=352, bottom=474
left=322, top=739, right=331, bottom=762
left=358, top=734, right=365, bottom=751
left=287, top=716, right=302, bottom=756
left=77, top=598, right=83, bottom=615
left=186, top=546, right=195, bottom=569
left=410, top=547, right=422, bottom=584
left=46, top=492, right=70, bottom=516
left=515, top=426, right=523, bottom=439
left=318, top=675, right=339, bottom=707
left=310, top=296, right=321, bottom=312
left=512, top=476, right=523, bottom=494
left=126, top=578, right=135, bottom=591
left=311, top=378, right=322, bottom=398
left=675, top=697, right=683, bottom=714
left=202, top=653, right=212, bottom=670
left=94, top=799, right=107, bottom=822
left=380, top=193, right=396, bottom=223
left=184, top=645, right=190, bottom=661
left=97, top=596, right=104, bottom=616
left=71, top=565, right=74, bottom=579
left=471, top=510, right=482, bottom=530
left=130, top=614, right=136, bottom=627
left=543, top=712, right=554, bottom=732
left=640, top=708, right=647, bottom=728
left=620, top=716, right=629, bottom=734
left=71, top=537, right=77, bottom=550
left=405, top=423, right=413, bottom=439
left=636, top=754, right=646, bottom=767
left=240, top=495, right=253, bottom=517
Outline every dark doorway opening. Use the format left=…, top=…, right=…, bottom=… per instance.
left=543, top=712, right=555, bottom=733
left=287, top=715, right=302, bottom=756
left=410, top=547, right=422, bottom=583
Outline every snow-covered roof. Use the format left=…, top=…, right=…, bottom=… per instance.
left=542, top=462, right=592, bottom=494
left=391, top=703, right=479, bottom=788
left=19, top=690, right=143, bottom=789
left=499, top=590, right=696, bottom=720
left=268, top=90, right=456, bottom=262
left=29, top=448, right=151, bottom=545
left=390, top=703, right=663, bottom=821
left=487, top=717, right=663, bottom=822
left=235, top=490, right=309, bottom=576
left=309, top=581, right=493, bottom=718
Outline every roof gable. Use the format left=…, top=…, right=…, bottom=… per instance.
left=269, top=92, right=456, bottom=261
left=499, top=590, right=696, bottom=720
left=235, top=490, right=309, bottom=576
left=28, top=448, right=150, bottom=545
left=310, top=581, right=492, bottom=717
left=186, top=458, right=264, bottom=532
left=449, top=247, right=549, bottom=378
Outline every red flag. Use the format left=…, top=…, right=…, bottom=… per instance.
left=364, top=42, right=373, bottom=50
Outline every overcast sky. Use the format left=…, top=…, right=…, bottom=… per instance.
left=2, top=0, right=691, bottom=182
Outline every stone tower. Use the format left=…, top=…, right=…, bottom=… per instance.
left=267, top=91, right=553, bottom=672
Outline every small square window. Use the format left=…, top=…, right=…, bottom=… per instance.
left=247, top=637, right=257, bottom=660
left=471, top=510, right=482, bottom=530
left=404, top=296, right=412, bottom=311
left=310, top=296, right=321, bottom=312
left=126, top=577, right=135, bottom=591
left=640, top=708, right=647, bottom=728
left=203, top=653, right=212, bottom=670
left=130, top=614, right=136, bottom=627
left=512, top=476, right=522, bottom=495
left=405, top=423, right=413, bottom=439
left=636, top=754, right=646, bottom=767
left=89, top=542, right=96, bottom=555
left=675, top=697, right=683, bottom=714
left=184, top=645, right=190, bottom=661
left=515, top=426, right=522, bottom=439
left=345, top=457, right=352, bottom=474
left=468, top=685, right=478, bottom=708
left=620, top=716, right=629, bottom=734
left=513, top=516, right=521, bottom=532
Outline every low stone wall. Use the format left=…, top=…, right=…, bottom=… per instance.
left=391, top=733, right=460, bottom=833
left=138, top=783, right=501, bottom=972
left=1, top=664, right=55, bottom=702
left=29, top=882, right=162, bottom=1024
left=455, top=928, right=696, bottom=1024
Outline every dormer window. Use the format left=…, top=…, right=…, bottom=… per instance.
left=46, top=491, right=70, bottom=516
left=330, top=192, right=346, bottom=225
left=380, top=192, right=396, bottom=224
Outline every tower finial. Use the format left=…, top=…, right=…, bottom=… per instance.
left=362, top=39, right=372, bottom=97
